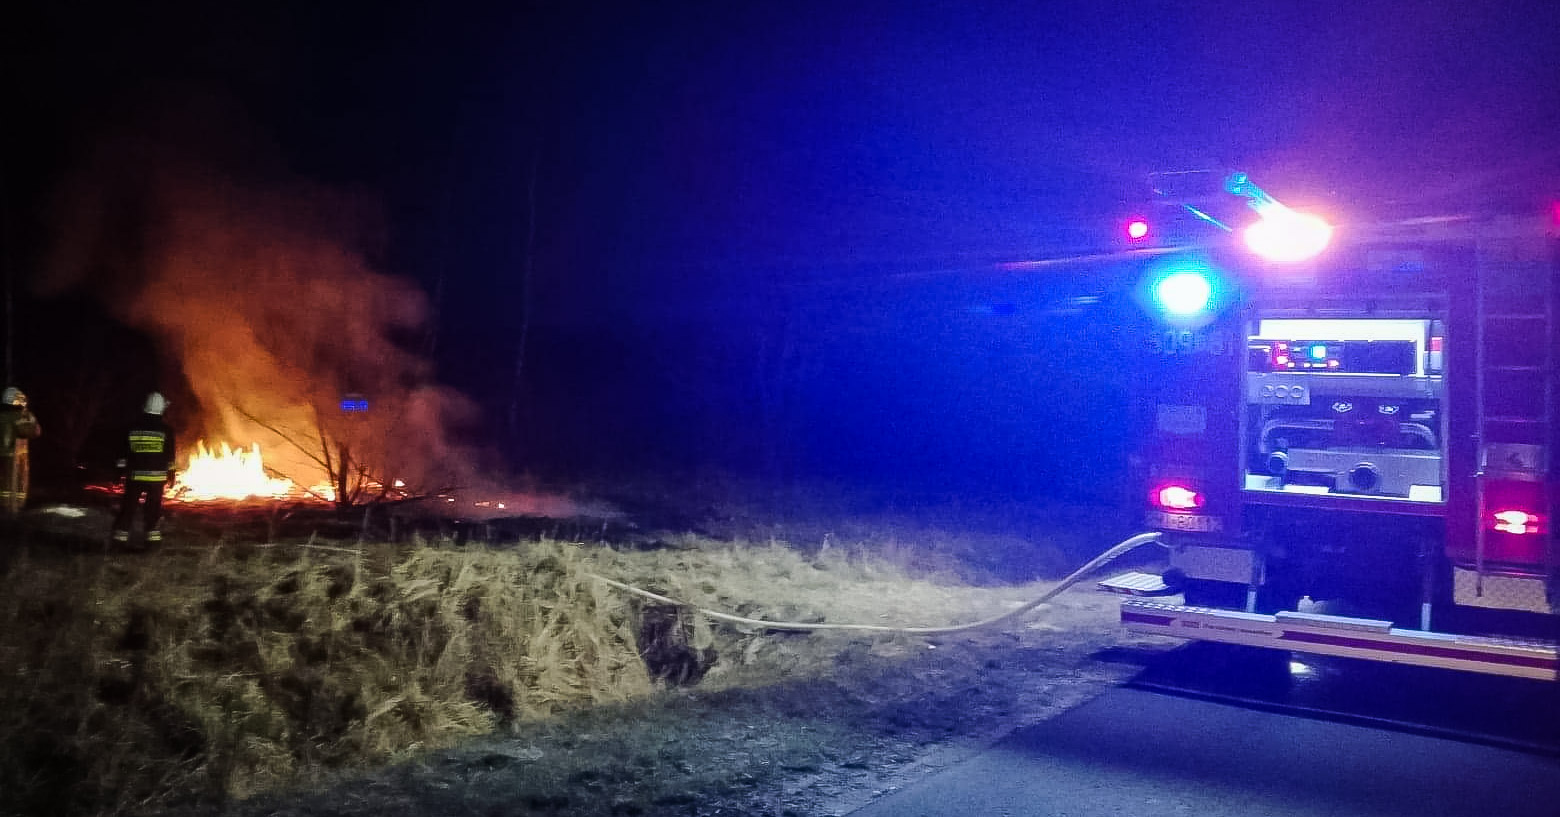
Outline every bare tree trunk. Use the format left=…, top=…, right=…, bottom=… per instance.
left=424, top=117, right=465, bottom=361
left=336, top=441, right=351, bottom=513
left=2, top=160, right=12, bottom=388
left=758, top=279, right=802, bottom=514
left=507, top=146, right=540, bottom=447
left=56, top=330, right=111, bottom=465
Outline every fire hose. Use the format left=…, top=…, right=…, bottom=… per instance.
left=586, top=531, right=1164, bottom=635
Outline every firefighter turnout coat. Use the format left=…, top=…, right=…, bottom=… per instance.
left=125, top=413, right=176, bottom=485
left=1, top=405, right=41, bottom=515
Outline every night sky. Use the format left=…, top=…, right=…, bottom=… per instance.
left=4, top=1, right=1558, bottom=501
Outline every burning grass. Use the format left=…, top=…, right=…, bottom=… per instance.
left=170, top=441, right=336, bottom=503
left=0, top=529, right=1079, bottom=816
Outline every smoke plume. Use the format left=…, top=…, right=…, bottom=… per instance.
left=42, top=91, right=582, bottom=516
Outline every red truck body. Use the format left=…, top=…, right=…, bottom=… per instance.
left=1112, top=209, right=1560, bottom=679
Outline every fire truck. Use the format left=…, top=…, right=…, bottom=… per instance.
left=1100, top=172, right=1560, bottom=680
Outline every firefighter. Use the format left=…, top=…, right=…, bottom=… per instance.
left=112, top=392, right=176, bottom=547
left=1, top=387, right=42, bottom=517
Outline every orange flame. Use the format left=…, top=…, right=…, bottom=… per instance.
left=170, top=440, right=335, bottom=503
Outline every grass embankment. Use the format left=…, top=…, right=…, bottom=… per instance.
left=0, top=532, right=1074, bottom=816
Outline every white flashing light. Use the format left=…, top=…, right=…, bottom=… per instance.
left=1152, top=271, right=1213, bottom=317
left=1244, top=208, right=1333, bottom=263
left=1224, top=173, right=1333, bottom=263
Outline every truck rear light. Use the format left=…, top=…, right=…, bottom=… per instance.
left=1491, top=509, right=1544, bottom=535
left=1153, top=484, right=1205, bottom=512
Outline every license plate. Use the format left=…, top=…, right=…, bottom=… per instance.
left=1148, top=511, right=1223, bottom=533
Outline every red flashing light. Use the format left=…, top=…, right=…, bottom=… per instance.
left=1153, top=484, right=1204, bottom=512
left=1492, top=509, right=1544, bottom=535
left=1126, top=218, right=1150, bottom=241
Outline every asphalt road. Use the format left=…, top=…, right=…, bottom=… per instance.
left=848, top=646, right=1560, bottom=817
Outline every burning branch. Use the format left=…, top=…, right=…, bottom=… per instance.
left=226, top=403, right=447, bottom=511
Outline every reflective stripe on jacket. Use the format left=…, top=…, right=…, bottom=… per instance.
left=129, top=431, right=167, bottom=454
left=124, top=413, right=176, bottom=481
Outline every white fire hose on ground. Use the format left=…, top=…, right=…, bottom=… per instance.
left=586, top=532, right=1164, bottom=635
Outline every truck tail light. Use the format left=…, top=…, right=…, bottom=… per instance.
left=1491, top=509, right=1544, bottom=535
left=1479, top=479, right=1549, bottom=564
left=1153, top=484, right=1205, bottom=512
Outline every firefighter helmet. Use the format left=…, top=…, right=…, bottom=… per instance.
left=2, top=387, right=24, bottom=408
left=144, top=392, right=168, bottom=415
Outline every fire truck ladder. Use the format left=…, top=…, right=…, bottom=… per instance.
left=1472, top=226, right=1556, bottom=609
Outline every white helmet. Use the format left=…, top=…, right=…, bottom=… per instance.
left=144, top=392, right=168, bottom=415
left=2, top=387, right=24, bottom=408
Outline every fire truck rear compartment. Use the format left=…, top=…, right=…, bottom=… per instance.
left=1121, top=196, right=1557, bottom=679
left=1244, top=319, right=1447, bottom=504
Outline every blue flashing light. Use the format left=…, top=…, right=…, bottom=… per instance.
left=1151, top=270, right=1213, bottom=317
left=1309, top=344, right=1327, bottom=360
left=1140, top=256, right=1228, bottom=327
left=341, top=398, right=370, bottom=413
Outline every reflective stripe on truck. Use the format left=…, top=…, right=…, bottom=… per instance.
left=1122, top=599, right=1560, bottom=681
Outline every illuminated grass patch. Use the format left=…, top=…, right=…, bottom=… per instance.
left=0, top=533, right=1074, bottom=815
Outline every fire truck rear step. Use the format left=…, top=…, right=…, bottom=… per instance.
left=1122, top=599, right=1560, bottom=681
left=1273, top=610, right=1393, bottom=633
left=1097, top=571, right=1181, bottom=596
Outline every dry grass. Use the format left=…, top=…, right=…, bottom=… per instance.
left=0, top=530, right=1078, bottom=817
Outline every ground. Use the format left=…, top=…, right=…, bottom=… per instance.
left=196, top=587, right=1162, bottom=817
left=2, top=484, right=1170, bottom=817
